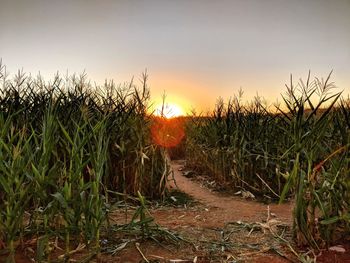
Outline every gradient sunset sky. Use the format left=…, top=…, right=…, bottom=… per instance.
left=1, top=0, right=349, bottom=113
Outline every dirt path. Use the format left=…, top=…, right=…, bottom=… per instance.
left=107, top=160, right=294, bottom=262
left=162, top=160, right=293, bottom=227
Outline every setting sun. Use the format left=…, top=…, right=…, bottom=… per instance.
left=154, top=103, right=184, bottom=118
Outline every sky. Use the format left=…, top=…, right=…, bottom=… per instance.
left=1, top=0, right=349, bottom=113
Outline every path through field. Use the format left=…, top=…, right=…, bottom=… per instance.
left=167, top=160, right=292, bottom=225
left=11, top=160, right=347, bottom=262
left=108, top=160, right=295, bottom=263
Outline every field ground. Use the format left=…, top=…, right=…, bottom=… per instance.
left=3, top=160, right=349, bottom=263
left=106, top=160, right=293, bottom=263
left=98, top=160, right=350, bottom=263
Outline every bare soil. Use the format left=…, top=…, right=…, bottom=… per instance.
left=100, top=160, right=295, bottom=262
left=104, top=160, right=350, bottom=263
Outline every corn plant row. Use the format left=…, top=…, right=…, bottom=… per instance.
left=185, top=72, right=349, bottom=248
left=0, top=62, right=170, bottom=261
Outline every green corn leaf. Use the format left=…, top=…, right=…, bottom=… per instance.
left=0, top=175, right=11, bottom=194
left=51, top=192, right=68, bottom=208
left=58, top=121, right=73, bottom=145
left=320, top=216, right=340, bottom=225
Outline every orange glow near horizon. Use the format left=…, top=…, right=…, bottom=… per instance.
left=149, top=89, right=193, bottom=117
left=154, top=103, right=184, bottom=118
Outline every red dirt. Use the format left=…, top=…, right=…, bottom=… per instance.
left=316, top=242, right=350, bottom=263
left=166, top=160, right=292, bottom=225
left=105, top=160, right=295, bottom=262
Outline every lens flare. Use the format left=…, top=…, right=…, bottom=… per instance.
left=151, top=117, right=185, bottom=148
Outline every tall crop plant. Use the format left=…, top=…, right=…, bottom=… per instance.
left=277, top=72, right=345, bottom=248
left=0, top=113, right=34, bottom=261
left=185, top=91, right=288, bottom=197
left=185, top=71, right=349, bottom=249
left=0, top=62, right=170, bottom=261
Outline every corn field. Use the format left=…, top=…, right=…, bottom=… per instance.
left=185, top=72, right=350, bottom=249
left=0, top=62, right=170, bottom=261
left=0, top=63, right=349, bottom=262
